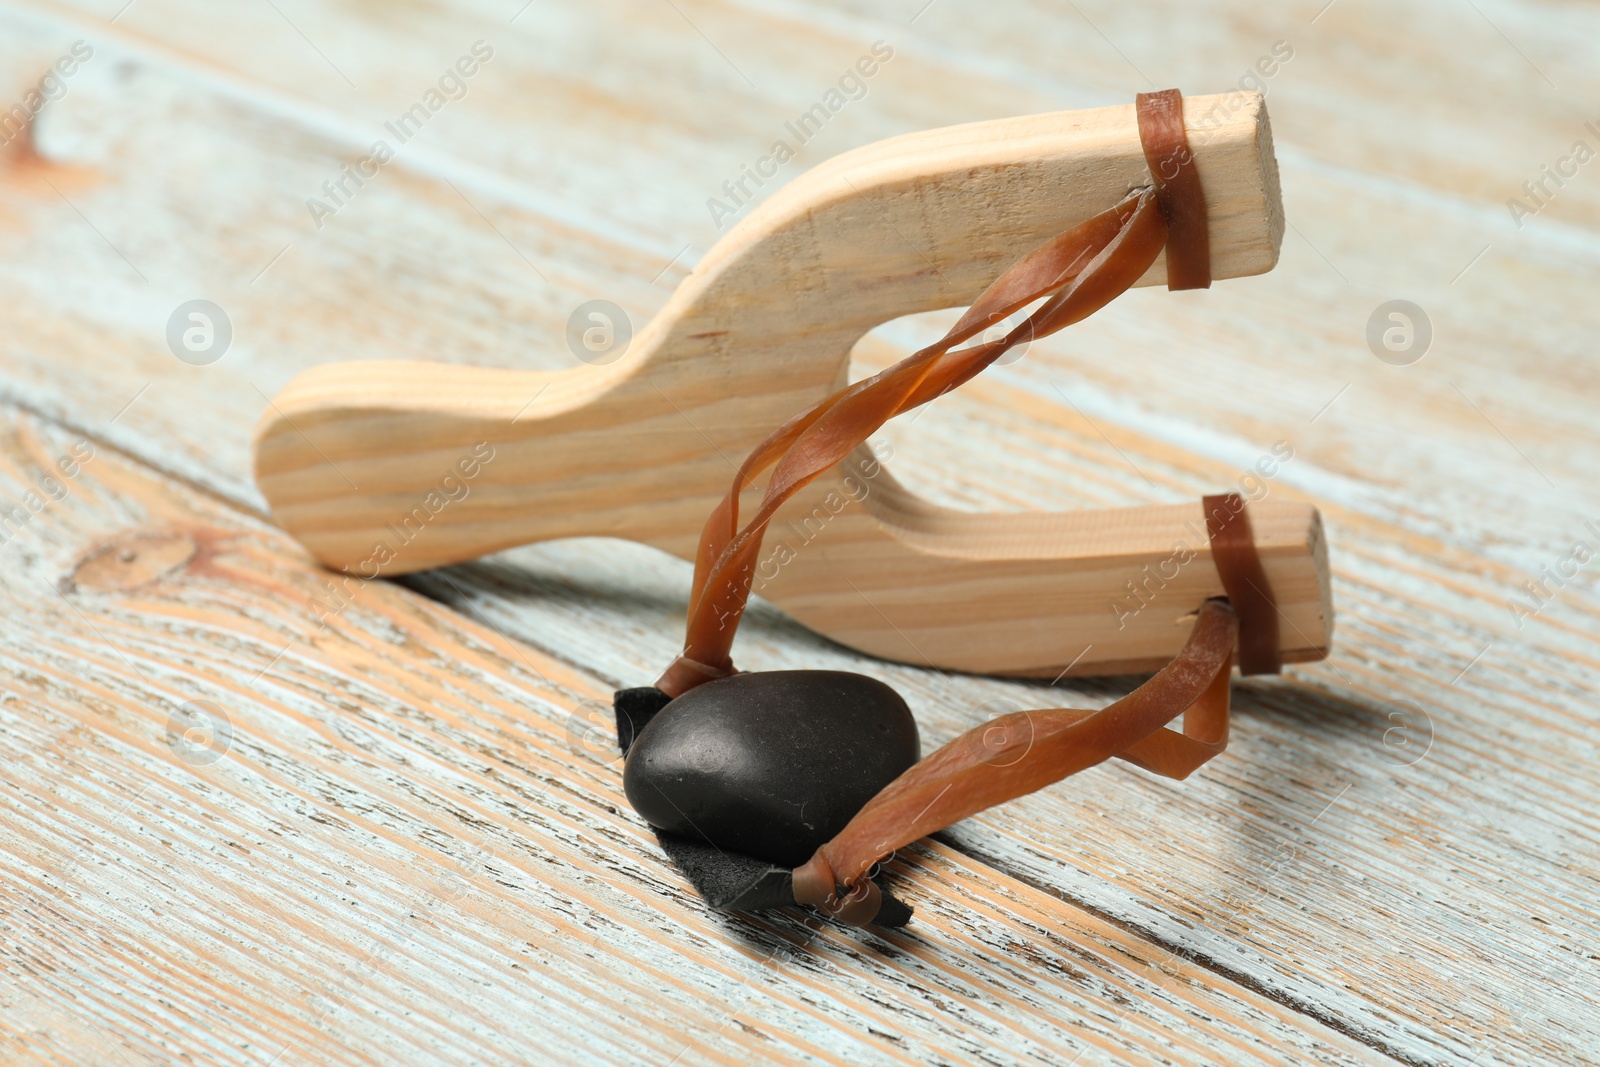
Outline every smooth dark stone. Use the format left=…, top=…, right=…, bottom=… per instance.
left=623, top=670, right=920, bottom=867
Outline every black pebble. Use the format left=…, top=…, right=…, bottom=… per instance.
left=623, top=671, right=920, bottom=867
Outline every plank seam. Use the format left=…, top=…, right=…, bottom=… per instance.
left=940, top=831, right=1448, bottom=1067
left=0, top=392, right=274, bottom=524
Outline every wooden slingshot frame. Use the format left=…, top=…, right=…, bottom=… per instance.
left=253, top=91, right=1332, bottom=679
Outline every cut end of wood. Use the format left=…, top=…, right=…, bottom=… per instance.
left=1178, top=90, right=1286, bottom=279
left=1252, top=95, right=1288, bottom=274
left=1175, top=90, right=1284, bottom=283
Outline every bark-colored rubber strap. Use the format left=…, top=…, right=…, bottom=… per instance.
left=1136, top=88, right=1211, bottom=291
left=1203, top=492, right=1281, bottom=675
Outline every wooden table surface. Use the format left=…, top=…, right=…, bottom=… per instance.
left=2, top=1, right=1596, bottom=1064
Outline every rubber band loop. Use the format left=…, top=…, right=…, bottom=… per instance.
left=1203, top=492, right=1281, bottom=675
left=1136, top=88, right=1211, bottom=291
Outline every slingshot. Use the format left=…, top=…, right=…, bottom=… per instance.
left=254, top=89, right=1334, bottom=928
left=252, top=90, right=1331, bottom=680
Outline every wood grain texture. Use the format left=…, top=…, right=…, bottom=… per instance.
left=0, top=407, right=1385, bottom=1067
left=0, top=0, right=1596, bottom=1064
left=250, top=93, right=1317, bottom=677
